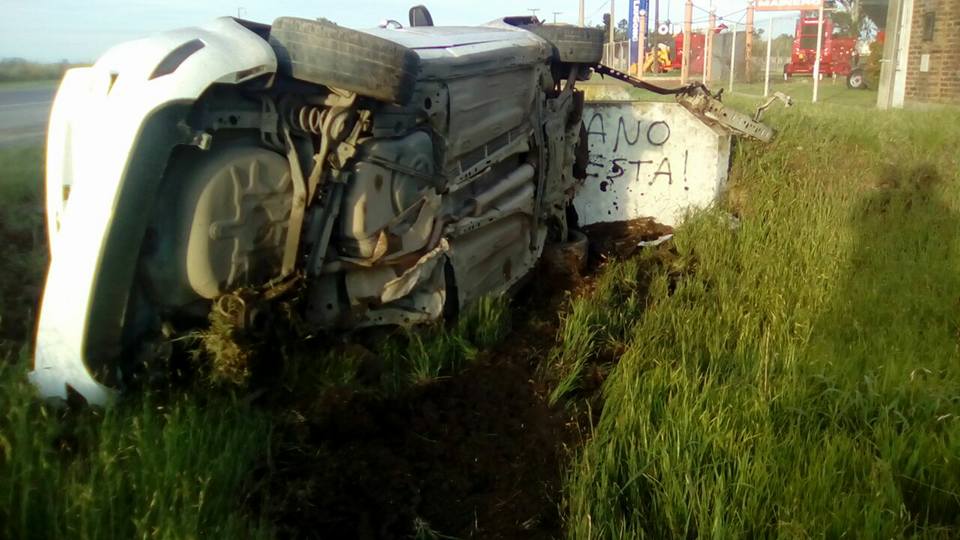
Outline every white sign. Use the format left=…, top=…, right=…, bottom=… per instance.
left=753, top=0, right=822, bottom=11
left=631, top=1, right=644, bottom=42
left=574, top=102, right=732, bottom=227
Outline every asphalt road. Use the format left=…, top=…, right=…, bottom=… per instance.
left=0, top=83, right=56, bottom=149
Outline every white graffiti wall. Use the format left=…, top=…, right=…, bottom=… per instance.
left=573, top=101, right=732, bottom=227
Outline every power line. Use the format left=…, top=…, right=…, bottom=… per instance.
left=588, top=0, right=610, bottom=21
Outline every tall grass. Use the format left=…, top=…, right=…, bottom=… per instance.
left=0, top=355, right=273, bottom=539
left=403, top=295, right=511, bottom=386
left=564, top=102, right=960, bottom=537
left=0, top=146, right=45, bottom=351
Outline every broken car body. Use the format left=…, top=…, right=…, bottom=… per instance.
left=31, top=9, right=774, bottom=405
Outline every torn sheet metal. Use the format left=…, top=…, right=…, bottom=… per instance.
left=574, top=101, right=732, bottom=228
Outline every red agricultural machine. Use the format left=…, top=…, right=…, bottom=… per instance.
left=674, top=32, right=707, bottom=75
left=783, top=13, right=863, bottom=88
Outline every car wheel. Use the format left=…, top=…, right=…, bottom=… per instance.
left=269, top=17, right=420, bottom=105
left=542, top=229, right=589, bottom=284
left=847, top=69, right=866, bottom=90
left=523, top=24, right=605, bottom=64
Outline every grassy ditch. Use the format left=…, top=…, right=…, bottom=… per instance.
left=2, top=96, right=959, bottom=538
left=564, top=101, right=960, bottom=537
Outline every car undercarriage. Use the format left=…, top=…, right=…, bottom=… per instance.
left=31, top=9, right=775, bottom=405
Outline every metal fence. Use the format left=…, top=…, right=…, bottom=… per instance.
left=595, top=9, right=866, bottom=103
left=602, top=41, right=630, bottom=73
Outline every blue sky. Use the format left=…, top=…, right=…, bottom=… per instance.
left=2, top=0, right=791, bottom=62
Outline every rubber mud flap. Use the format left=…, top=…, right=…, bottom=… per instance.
left=269, top=17, right=420, bottom=105
left=523, top=24, right=605, bottom=64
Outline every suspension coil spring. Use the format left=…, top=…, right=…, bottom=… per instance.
left=290, top=105, right=325, bottom=134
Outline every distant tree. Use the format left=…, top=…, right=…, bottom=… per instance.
left=0, top=58, right=79, bottom=82
left=617, top=18, right=628, bottom=42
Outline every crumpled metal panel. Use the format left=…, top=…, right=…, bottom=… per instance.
left=445, top=68, right=538, bottom=169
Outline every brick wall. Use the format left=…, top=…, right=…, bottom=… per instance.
left=904, top=0, right=960, bottom=105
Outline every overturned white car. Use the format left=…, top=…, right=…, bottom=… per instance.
left=32, top=8, right=773, bottom=405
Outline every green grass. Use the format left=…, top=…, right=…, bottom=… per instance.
left=0, top=360, right=273, bottom=539
left=0, top=146, right=45, bottom=351
left=582, top=75, right=878, bottom=108
left=563, top=102, right=960, bottom=537
left=729, top=77, right=879, bottom=108
left=0, top=80, right=58, bottom=91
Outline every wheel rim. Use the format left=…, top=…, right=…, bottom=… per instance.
left=850, top=74, right=863, bottom=87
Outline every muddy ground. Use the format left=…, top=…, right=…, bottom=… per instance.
left=239, top=218, right=672, bottom=539
left=248, top=286, right=577, bottom=539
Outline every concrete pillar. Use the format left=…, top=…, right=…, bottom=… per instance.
left=745, top=2, right=755, bottom=82
left=638, top=12, right=647, bottom=79
left=877, top=0, right=903, bottom=109
left=682, top=0, right=693, bottom=84
left=705, top=9, right=716, bottom=82
left=610, top=0, right=616, bottom=44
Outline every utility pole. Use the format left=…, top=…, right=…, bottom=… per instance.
left=729, top=23, right=738, bottom=93
left=654, top=0, right=660, bottom=32
left=745, top=1, right=755, bottom=82
left=609, top=0, right=615, bottom=43
left=579, top=0, right=585, bottom=26
left=552, top=11, right=562, bottom=23
left=851, top=0, right=861, bottom=34
left=528, top=8, right=540, bottom=20
left=764, top=15, right=773, bottom=96
left=705, top=6, right=716, bottom=83
left=812, top=0, right=825, bottom=102
left=681, top=0, right=692, bottom=84
left=638, top=10, right=647, bottom=79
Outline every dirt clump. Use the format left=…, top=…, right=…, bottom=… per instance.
left=583, top=218, right=673, bottom=259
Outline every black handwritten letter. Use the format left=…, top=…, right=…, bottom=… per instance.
left=586, top=113, right=606, bottom=145
left=650, top=157, right=672, bottom=185
left=614, top=117, right=642, bottom=152
left=646, top=121, right=671, bottom=146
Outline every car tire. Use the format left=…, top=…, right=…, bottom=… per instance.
left=523, top=24, right=605, bottom=64
left=269, top=17, right=420, bottom=105
left=847, top=68, right=866, bottom=90
left=542, top=229, right=589, bottom=284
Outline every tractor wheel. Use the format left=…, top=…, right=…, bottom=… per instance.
left=522, top=24, right=605, bottom=64
left=847, top=68, right=867, bottom=90
left=269, top=17, right=420, bottom=105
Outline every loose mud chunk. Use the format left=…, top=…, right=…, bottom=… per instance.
left=583, top=218, right=674, bottom=259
